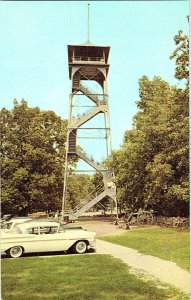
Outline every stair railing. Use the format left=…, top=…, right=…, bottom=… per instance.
left=76, top=148, right=107, bottom=172
left=72, top=183, right=106, bottom=213
left=70, top=107, right=98, bottom=127
left=79, top=84, right=100, bottom=103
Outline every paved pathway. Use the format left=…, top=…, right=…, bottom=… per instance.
left=96, top=239, right=190, bottom=294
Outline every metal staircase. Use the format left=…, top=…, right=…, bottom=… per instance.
left=67, top=81, right=116, bottom=220
left=70, top=105, right=107, bottom=129
left=76, top=148, right=106, bottom=172
left=72, top=73, right=80, bottom=90
left=71, top=184, right=106, bottom=218
left=78, top=85, right=99, bottom=104
left=68, top=130, right=77, bottom=154
left=68, top=182, right=116, bottom=220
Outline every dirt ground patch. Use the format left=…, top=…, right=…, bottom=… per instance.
left=74, top=220, right=158, bottom=236
left=74, top=220, right=127, bottom=236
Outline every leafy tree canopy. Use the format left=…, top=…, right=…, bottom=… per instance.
left=108, top=30, right=189, bottom=217
left=1, top=100, right=67, bottom=215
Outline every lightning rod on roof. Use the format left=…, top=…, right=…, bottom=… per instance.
left=87, top=3, right=90, bottom=42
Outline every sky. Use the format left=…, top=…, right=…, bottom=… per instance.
left=0, top=1, right=189, bottom=153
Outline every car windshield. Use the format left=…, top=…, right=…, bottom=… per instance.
left=9, top=225, right=22, bottom=234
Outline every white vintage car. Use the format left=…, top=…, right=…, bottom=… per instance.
left=1, top=221, right=96, bottom=258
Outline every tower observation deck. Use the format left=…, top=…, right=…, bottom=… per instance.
left=62, top=39, right=117, bottom=221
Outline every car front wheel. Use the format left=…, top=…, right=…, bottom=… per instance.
left=72, top=241, right=87, bottom=254
left=7, top=246, right=23, bottom=258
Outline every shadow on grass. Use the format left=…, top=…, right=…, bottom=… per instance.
left=1, top=248, right=96, bottom=259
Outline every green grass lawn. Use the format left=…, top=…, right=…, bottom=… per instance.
left=2, top=255, right=188, bottom=300
left=100, top=227, right=190, bottom=270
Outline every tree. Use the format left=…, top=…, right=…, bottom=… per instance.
left=1, top=100, right=67, bottom=215
left=109, top=27, right=189, bottom=216
left=110, top=77, right=176, bottom=213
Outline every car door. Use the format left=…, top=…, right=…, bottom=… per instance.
left=38, top=226, right=76, bottom=252
left=24, top=226, right=41, bottom=252
left=35, top=225, right=67, bottom=252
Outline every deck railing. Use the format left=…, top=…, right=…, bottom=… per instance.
left=73, top=56, right=105, bottom=62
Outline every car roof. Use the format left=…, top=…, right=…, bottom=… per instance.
left=17, top=221, right=60, bottom=229
left=7, top=217, right=32, bottom=221
left=4, top=218, right=32, bottom=223
left=25, top=218, right=57, bottom=222
left=12, top=217, right=33, bottom=219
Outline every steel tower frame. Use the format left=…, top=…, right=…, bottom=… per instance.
left=61, top=22, right=117, bottom=221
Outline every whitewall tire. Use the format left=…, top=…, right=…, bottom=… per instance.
left=72, top=241, right=87, bottom=254
left=7, top=246, right=23, bottom=258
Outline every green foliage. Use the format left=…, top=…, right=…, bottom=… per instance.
left=109, top=30, right=189, bottom=216
left=101, top=228, right=190, bottom=271
left=170, top=30, right=189, bottom=81
left=2, top=255, right=188, bottom=300
left=0, top=100, right=109, bottom=215
left=1, top=100, right=67, bottom=215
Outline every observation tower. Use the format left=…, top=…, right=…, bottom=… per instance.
left=62, top=6, right=117, bottom=221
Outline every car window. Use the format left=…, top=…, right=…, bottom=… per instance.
left=26, top=227, right=39, bottom=235
left=39, top=226, right=58, bottom=234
